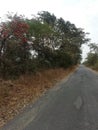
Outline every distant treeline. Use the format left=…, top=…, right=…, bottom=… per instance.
left=83, top=43, right=98, bottom=70
left=0, top=11, right=89, bottom=78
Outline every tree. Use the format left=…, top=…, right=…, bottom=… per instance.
left=84, top=43, right=98, bottom=69
left=38, top=11, right=56, bottom=27
left=0, top=14, right=29, bottom=57
left=89, top=43, right=98, bottom=54
left=57, top=18, right=89, bottom=64
left=0, top=11, right=90, bottom=78
left=0, top=14, right=31, bottom=77
left=85, top=53, right=98, bottom=65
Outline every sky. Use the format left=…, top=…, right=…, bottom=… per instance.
left=0, top=0, right=98, bottom=61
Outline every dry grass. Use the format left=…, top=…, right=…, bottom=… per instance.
left=0, top=66, right=76, bottom=127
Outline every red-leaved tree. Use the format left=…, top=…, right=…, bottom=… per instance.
left=0, top=14, right=29, bottom=57
left=0, top=14, right=30, bottom=77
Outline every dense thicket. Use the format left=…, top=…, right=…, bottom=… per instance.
left=0, top=11, right=89, bottom=78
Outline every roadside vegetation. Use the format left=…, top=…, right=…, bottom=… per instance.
left=83, top=43, right=98, bottom=70
left=0, top=11, right=89, bottom=78
left=0, top=11, right=89, bottom=127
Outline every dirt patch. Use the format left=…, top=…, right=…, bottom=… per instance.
left=0, top=66, right=77, bottom=127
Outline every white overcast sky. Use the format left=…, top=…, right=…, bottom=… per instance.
left=0, top=0, right=98, bottom=61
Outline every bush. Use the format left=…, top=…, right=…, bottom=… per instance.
left=93, top=61, right=98, bottom=70
left=48, top=50, right=73, bottom=68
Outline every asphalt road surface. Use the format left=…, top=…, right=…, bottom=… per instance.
left=1, top=65, right=98, bottom=130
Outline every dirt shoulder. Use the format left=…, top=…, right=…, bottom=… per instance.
left=0, top=66, right=77, bottom=127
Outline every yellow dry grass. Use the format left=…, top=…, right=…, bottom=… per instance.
left=0, top=66, right=76, bottom=127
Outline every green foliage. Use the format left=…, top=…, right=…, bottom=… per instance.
left=38, top=11, right=56, bottom=27
left=52, top=50, right=73, bottom=68
left=0, top=11, right=89, bottom=78
left=84, top=43, right=98, bottom=70
left=93, top=61, right=98, bottom=70
left=86, top=53, right=98, bottom=65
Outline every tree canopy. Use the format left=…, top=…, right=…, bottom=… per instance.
left=84, top=43, right=98, bottom=70
left=0, top=11, right=89, bottom=78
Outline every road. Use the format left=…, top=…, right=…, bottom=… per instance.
left=1, top=65, right=98, bottom=130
